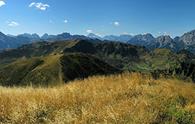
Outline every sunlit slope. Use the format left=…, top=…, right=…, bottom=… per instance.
left=0, top=54, right=62, bottom=86
left=0, top=73, right=195, bottom=123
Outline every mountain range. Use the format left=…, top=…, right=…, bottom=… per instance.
left=88, top=30, right=195, bottom=54
left=0, top=30, right=195, bottom=54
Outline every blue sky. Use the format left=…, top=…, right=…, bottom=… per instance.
left=0, top=0, right=195, bottom=37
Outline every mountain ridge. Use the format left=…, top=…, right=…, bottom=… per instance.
left=0, top=29, right=195, bottom=53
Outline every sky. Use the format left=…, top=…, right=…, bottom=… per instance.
left=0, top=0, right=195, bottom=37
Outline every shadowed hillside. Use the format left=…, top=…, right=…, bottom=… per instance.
left=61, top=53, right=120, bottom=82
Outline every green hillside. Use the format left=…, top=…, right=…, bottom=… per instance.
left=0, top=55, right=62, bottom=86
left=0, top=52, right=119, bottom=86
left=0, top=39, right=194, bottom=86
left=0, top=58, right=42, bottom=86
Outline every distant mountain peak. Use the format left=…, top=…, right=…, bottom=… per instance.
left=143, top=33, right=153, bottom=36
left=60, top=32, right=71, bottom=35
left=0, top=32, right=6, bottom=37
left=87, top=33, right=102, bottom=39
left=42, top=33, right=49, bottom=37
left=185, top=29, right=195, bottom=34
left=103, top=34, right=132, bottom=42
left=156, top=35, right=173, bottom=42
left=180, top=30, right=195, bottom=46
left=130, top=33, right=155, bottom=43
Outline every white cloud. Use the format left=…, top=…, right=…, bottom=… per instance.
left=29, top=2, right=35, bottom=7
left=29, top=2, right=49, bottom=11
left=64, top=20, right=68, bottom=23
left=0, top=0, right=5, bottom=7
left=113, top=21, right=120, bottom=26
left=8, top=21, right=20, bottom=27
left=86, top=29, right=93, bottom=33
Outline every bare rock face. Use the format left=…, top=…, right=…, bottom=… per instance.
left=155, top=35, right=176, bottom=50
left=180, top=30, right=195, bottom=46
left=128, top=33, right=155, bottom=48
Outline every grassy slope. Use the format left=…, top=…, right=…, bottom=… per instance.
left=0, top=53, right=119, bottom=86
left=0, top=54, right=63, bottom=86
left=0, top=57, right=44, bottom=86
left=22, top=54, right=63, bottom=86
left=0, top=73, right=195, bottom=124
left=131, top=49, right=182, bottom=71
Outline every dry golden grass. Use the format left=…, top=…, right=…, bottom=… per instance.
left=0, top=73, right=195, bottom=124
